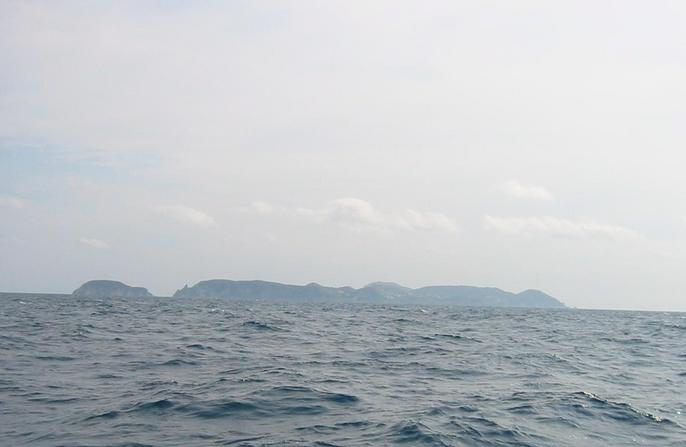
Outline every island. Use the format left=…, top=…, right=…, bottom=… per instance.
left=172, top=279, right=565, bottom=308
left=72, top=280, right=153, bottom=298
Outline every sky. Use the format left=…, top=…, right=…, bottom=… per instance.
left=1, top=1, right=686, bottom=311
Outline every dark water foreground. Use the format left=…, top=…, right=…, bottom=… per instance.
left=1, top=294, right=685, bottom=446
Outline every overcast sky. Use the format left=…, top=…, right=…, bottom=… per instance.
left=2, top=1, right=686, bottom=310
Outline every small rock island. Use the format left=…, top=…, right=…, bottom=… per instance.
left=72, top=280, right=153, bottom=298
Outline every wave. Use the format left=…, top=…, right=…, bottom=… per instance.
left=128, top=398, right=176, bottom=413
left=84, top=410, right=121, bottom=421
left=33, top=355, right=76, bottom=361
left=158, top=358, right=198, bottom=366
left=241, top=320, right=284, bottom=331
left=433, top=333, right=483, bottom=343
left=171, top=386, right=360, bottom=420
left=385, top=420, right=452, bottom=446
left=3, top=295, right=686, bottom=446
left=573, top=391, right=676, bottom=425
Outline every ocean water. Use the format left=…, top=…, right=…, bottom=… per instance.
left=1, top=294, right=685, bottom=447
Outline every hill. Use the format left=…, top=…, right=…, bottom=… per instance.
left=72, top=280, right=153, bottom=298
left=173, top=279, right=564, bottom=308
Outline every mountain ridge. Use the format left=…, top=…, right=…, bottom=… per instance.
left=172, top=279, right=565, bottom=308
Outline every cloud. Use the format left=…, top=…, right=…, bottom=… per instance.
left=156, top=205, right=216, bottom=227
left=250, top=201, right=276, bottom=215
left=294, top=198, right=458, bottom=233
left=398, top=209, right=459, bottom=232
left=0, top=195, right=25, bottom=208
left=79, top=237, right=110, bottom=249
left=483, top=215, right=639, bottom=240
left=498, top=180, right=553, bottom=201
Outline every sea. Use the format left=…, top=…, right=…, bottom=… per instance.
left=1, top=294, right=685, bottom=447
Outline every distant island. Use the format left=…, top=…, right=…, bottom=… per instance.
left=70, top=278, right=565, bottom=308
left=171, top=279, right=565, bottom=308
left=73, top=280, right=153, bottom=298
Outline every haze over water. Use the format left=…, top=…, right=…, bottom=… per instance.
left=2, top=294, right=685, bottom=446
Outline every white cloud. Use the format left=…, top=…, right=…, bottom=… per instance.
left=250, top=201, right=276, bottom=215
left=79, top=237, right=110, bottom=249
left=156, top=205, right=216, bottom=227
left=294, top=198, right=458, bottom=233
left=399, top=209, right=459, bottom=232
left=0, top=195, right=25, bottom=208
left=498, top=180, right=553, bottom=201
left=483, top=215, right=639, bottom=240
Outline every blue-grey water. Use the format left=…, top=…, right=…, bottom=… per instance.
left=1, top=294, right=685, bottom=446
